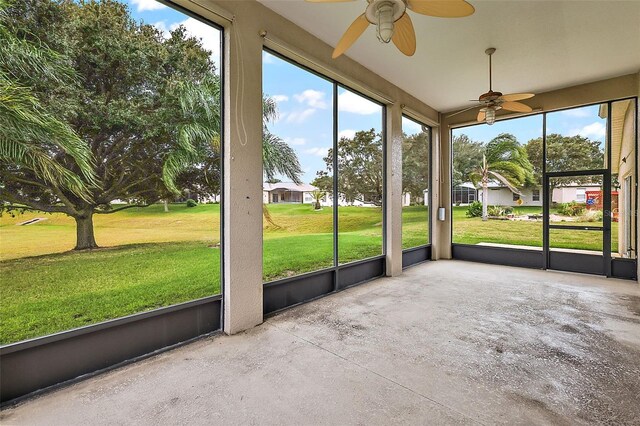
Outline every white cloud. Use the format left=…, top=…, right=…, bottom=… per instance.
left=559, top=108, right=593, bottom=118
left=338, top=90, right=380, bottom=115
left=294, top=89, right=328, bottom=109
left=131, top=0, right=166, bottom=12
left=284, top=137, right=306, bottom=146
left=152, top=21, right=170, bottom=38
left=338, top=129, right=356, bottom=140
left=304, top=147, right=330, bottom=157
left=272, top=95, right=289, bottom=103
left=402, top=118, right=422, bottom=134
left=575, top=121, right=606, bottom=139
left=170, top=17, right=221, bottom=60
left=263, top=52, right=276, bottom=64
left=286, top=108, right=316, bottom=124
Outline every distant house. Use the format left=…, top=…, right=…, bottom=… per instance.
left=263, top=182, right=318, bottom=204
left=479, top=181, right=601, bottom=207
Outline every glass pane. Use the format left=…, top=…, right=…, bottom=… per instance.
left=452, top=115, right=543, bottom=249
left=0, top=1, right=222, bottom=345
left=549, top=175, right=604, bottom=228
left=550, top=229, right=603, bottom=254
left=337, top=87, right=384, bottom=264
left=262, top=52, right=334, bottom=281
left=402, top=116, right=430, bottom=249
left=610, top=99, right=636, bottom=259
left=545, top=104, right=606, bottom=172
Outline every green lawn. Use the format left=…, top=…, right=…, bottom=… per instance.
left=452, top=206, right=617, bottom=252
left=0, top=202, right=616, bottom=344
left=0, top=242, right=220, bottom=344
left=0, top=203, right=402, bottom=343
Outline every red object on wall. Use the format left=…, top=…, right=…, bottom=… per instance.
left=585, top=190, right=618, bottom=222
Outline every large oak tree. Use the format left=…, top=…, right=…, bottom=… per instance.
left=1, top=0, right=221, bottom=249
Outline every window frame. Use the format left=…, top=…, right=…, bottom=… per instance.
left=400, top=114, right=433, bottom=251
left=261, top=48, right=388, bottom=285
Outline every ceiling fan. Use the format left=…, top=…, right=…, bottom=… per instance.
left=449, top=48, right=535, bottom=125
left=307, top=0, right=475, bottom=58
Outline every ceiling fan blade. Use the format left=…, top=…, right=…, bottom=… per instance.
left=446, top=104, right=480, bottom=118
left=501, top=93, right=535, bottom=102
left=332, top=14, right=370, bottom=58
left=501, top=101, right=533, bottom=113
left=477, top=110, right=486, bottom=122
left=392, top=13, right=416, bottom=56
left=407, top=0, right=475, bottom=17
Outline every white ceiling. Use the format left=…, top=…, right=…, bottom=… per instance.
left=258, top=0, right=640, bottom=112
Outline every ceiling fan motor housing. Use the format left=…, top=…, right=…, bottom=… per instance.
left=479, top=90, right=503, bottom=103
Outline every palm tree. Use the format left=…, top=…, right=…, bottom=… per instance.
left=311, top=190, right=325, bottom=210
left=0, top=0, right=96, bottom=200
left=262, top=96, right=302, bottom=184
left=163, top=74, right=221, bottom=196
left=261, top=95, right=303, bottom=227
left=469, top=133, right=534, bottom=221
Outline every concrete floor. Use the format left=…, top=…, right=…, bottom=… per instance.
left=2, top=260, right=640, bottom=425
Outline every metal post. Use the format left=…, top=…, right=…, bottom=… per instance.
left=332, top=83, right=339, bottom=290
left=604, top=101, right=613, bottom=276
left=542, top=113, right=549, bottom=269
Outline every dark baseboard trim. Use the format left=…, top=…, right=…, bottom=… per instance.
left=264, top=256, right=386, bottom=316
left=611, top=258, right=637, bottom=280
left=0, top=296, right=222, bottom=404
left=402, top=245, right=431, bottom=269
left=452, top=244, right=543, bottom=269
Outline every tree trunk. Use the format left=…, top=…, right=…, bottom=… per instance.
left=482, top=181, right=488, bottom=221
left=74, top=211, right=98, bottom=250
left=164, top=199, right=169, bottom=212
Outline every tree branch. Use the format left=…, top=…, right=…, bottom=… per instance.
left=95, top=203, right=151, bottom=214
left=0, top=191, right=72, bottom=214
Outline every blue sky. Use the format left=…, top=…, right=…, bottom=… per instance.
left=124, top=0, right=221, bottom=71
left=452, top=104, right=607, bottom=148
left=264, top=53, right=387, bottom=183
left=124, top=1, right=606, bottom=183
left=125, top=0, right=388, bottom=184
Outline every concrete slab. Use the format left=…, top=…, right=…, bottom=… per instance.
left=2, top=261, right=639, bottom=425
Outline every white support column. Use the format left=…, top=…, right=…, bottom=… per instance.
left=386, top=103, right=403, bottom=276
left=436, top=120, right=453, bottom=259
left=223, top=14, right=264, bottom=334
left=430, top=121, right=441, bottom=260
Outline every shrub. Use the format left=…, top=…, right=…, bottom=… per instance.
left=487, top=205, right=514, bottom=217
left=466, top=201, right=482, bottom=217
left=186, top=199, right=197, bottom=208
left=557, top=201, right=585, bottom=217
left=580, top=209, right=603, bottom=222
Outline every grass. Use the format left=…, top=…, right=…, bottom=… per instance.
left=0, top=241, right=220, bottom=344
left=0, top=203, right=395, bottom=343
left=0, top=202, right=615, bottom=344
left=452, top=206, right=617, bottom=251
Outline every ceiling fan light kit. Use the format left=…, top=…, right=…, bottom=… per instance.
left=484, top=107, right=496, bottom=125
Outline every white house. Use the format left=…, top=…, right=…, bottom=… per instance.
left=263, top=182, right=318, bottom=204
left=479, top=182, right=603, bottom=207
